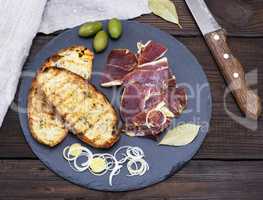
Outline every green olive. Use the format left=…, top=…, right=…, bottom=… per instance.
left=93, top=31, right=108, bottom=53
left=107, top=18, right=122, bottom=39
left=78, top=21, right=103, bottom=37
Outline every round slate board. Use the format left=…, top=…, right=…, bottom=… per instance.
left=18, top=21, right=212, bottom=191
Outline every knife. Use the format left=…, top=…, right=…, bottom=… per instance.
left=185, top=0, right=261, bottom=120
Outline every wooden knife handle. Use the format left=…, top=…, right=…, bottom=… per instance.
left=204, top=29, right=261, bottom=119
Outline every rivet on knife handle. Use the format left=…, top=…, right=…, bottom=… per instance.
left=205, top=29, right=262, bottom=119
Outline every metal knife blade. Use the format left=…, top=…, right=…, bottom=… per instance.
left=184, top=0, right=262, bottom=119
left=185, top=0, right=221, bottom=35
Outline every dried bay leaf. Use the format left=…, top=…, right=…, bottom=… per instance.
left=159, top=124, right=201, bottom=146
left=148, top=0, right=181, bottom=27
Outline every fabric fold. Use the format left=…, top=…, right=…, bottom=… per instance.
left=39, top=0, right=151, bottom=34
left=0, top=0, right=151, bottom=127
left=0, top=0, right=47, bottom=126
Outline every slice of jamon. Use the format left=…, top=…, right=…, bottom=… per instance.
left=167, top=86, right=188, bottom=116
left=120, top=59, right=170, bottom=123
left=122, top=86, right=187, bottom=137
left=123, top=109, right=172, bottom=138
left=100, top=49, right=137, bottom=87
left=123, top=86, right=187, bottom=138
left=138, top=56, right=168, bottom=69
left=120, top=83, right=166, bottom=123
left=137, top=41, right=167, bottom=64
left=120, top=82, right=145, bottom=123
left=143, top=86, right=166, bottom=110
left=101, top=42, right=169, bottom=87
left=138, top=58, right=176, bottom=87
left=100, top=40, right=188, bottom=138
left=120, top=58, right=178, bottom=137
left=120, top=80, right=164, bottom=114
left=123, top=58, right=171, bottom=87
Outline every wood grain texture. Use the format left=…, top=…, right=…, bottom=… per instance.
left=205, top=29, right=261, bottom=119
left=40, top=0, right=263, bottom=37
left=0, top=160, right=263, bottom=199
left=0, top=36, right=262, bottom=159
left=135, top=0, right=263, bottom=37
left=1, top=0, right=263, bottom=197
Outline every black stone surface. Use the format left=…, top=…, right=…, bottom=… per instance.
left=18, top=21, right=212, bottom=191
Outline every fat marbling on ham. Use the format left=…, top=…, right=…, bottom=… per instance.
left=100, top=49, right=137, bottom=87
left=137, top=41, right=168, bottom=64
left=100, top=41, right=187, bottom=138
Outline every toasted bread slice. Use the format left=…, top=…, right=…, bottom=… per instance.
left=27, top=80, right=68, bottom=147
left=35, top=68, right=119, bottom=148
left=28, top=46, right=94, bottom=147
left=41, top=45, right=94, bottom=80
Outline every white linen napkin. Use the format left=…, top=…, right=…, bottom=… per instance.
left=0, top=0, right=47, bottom=126
left=39, top=0, right=151, bottom=34
left=0, top=0, right=150, bottom=126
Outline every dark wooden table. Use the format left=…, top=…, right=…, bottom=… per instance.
left=1, top=0, right=263, bottom=199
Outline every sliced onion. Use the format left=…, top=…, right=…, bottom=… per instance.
left=62, top=145, right=149, bottom=186
left=114, top=145, right=130, bottom=162
left=109, top=164, right=122, bottom=186
left=126, top=146, right=144, bottom=159
left=127, top=158, right=149, bottom=176
left=73, top=153, right=92, bottom=172
left=63, top=146, right=81, bottom=161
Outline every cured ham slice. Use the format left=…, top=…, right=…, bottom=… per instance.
left=122, top=86, right=187, bottom=138
left=121, top=83, right=166, bottom=122
left=100, top=40, right=187, bottom=138
left=120, top=83, right=145, bottom=123
left=100, top=49, right=137, bottom=87
left=100, top=42, right=168, bottom=87
left=123, top=58, right=170, bottom=87
left=168, top=86, right=188, bottom=116
left=124, top=108, right=172, bottom=137
left=137, top=41, right=167, bottom=64
left=121, top=84, right=187, bottom=137
left=138, top=58, right=176, bottom=87
left=120, top=58, right=170, bottom=123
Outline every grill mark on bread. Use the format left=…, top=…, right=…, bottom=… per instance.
left=36, top=67, right=119, bottom=148
left=28, top=46, right=94, bottom=147
left=27, top=80, right=68, bottom=147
